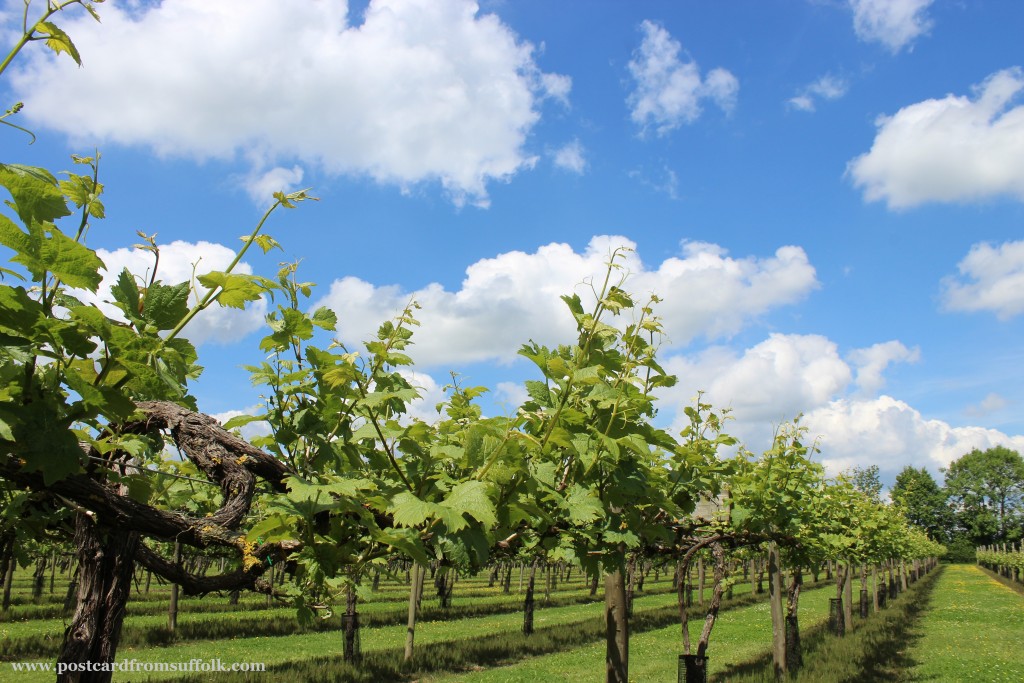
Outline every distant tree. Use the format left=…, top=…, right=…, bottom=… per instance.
left=848, top=464, right=883, bottom=502
left=889, top=466, right=954, bottom=542
left=943, top=447, right=1024, bottom=545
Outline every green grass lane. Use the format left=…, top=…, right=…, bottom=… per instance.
left=1, top=576, right=672, bottom=649
left=903, top=564, right=1024, bottom=683
left=426, top=583, right=834, bottom=682
left=97, top=589, right=677, bottom=682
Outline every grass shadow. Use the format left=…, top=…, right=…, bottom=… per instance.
left=709, top=567, right=943, bottom=683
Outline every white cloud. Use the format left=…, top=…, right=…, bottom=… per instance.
left=316, top=237, right=818, bottom=368
left=658, top=334, right=1021, bottom=480
left=631, top=242, right=817, bottom=342
left=788, top=96, right=815, bottom=113
left=664, top=334, right=853, bottom=436
left=965, top=392, right=1010, bottom=418
left=658, top=334, right=918, bottom=455
left=703, top=68, right=740, bottom=113
left=629, top=165, right=680, bottom=199
left=805, top=396, right=1024, bottom=478
left=849, top=0, right=934, bottom=52
left=552, top=139, right=586, bottom=174
left=787, top=74, right=849, bottom=112
left=11, top=0, right=568, bottom=207
left=941, top=240, right=1024, bottom=319
left=82, top=240, right=266, bottom=346
left=627, top=20, right=738, bottom=135
left=494, top=381, right=529, bottom=413
left=243, top=166, right=305, bottom=205
left=401, top=370, right=449, bottom=424
left=848, top=340, right=920, bottom=395
left=848, top=68, right=1024, bottom=208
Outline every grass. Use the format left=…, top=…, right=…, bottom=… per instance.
left=157, top=585, right=787, bottom=682
left=2, top=569, right=666, bottom=658
left=115, top=585, right=689, bottom=680
left=422, top=582, right=836, bottom=682
left=1, top=567, right=679, bottom=683
left=7, top=558, right=942, bottom=683
left=902, top=564, right=1024, bottom=683
left=686, top=565, right=942, bottom=682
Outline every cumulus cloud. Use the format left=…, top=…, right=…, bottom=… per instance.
left=10, top=0, right=569, bottom=207
left=941, top=240, right=1024, bottom=319
left=79, top=240, right=266, bottom=346
left=627, top=20, right=738, bottom=135
left=848, top=68, right=1024, bottom=208
left=787, top=74, right=849, bottom=112
left=316, top=237, right=818, bottom=368
left=551, top=139, right=586, bottom=174
left=849, top=0, right=934, bottom=53
left=658, top=334, right=1020, bottom=481
left=805, top=396, right=1024, bottom=478
left=633, top=242, right=817, bottom=342
left=848, top=340, right=920, bottom=394
left=664, top=334, right=852, bottom=434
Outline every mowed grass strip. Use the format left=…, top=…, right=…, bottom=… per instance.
left=101, top=590, right=675, bottom=682
left=423, top=582, right=834, bottom=682
left=904, top=564, right=1024, bottom=683
left=4, top=578, right=818, bottom=683
left=0, top=575, right=677, bottom=659
left=157, top=584, right=783, bottom=682
left=3, top=599, right=608, bottom=683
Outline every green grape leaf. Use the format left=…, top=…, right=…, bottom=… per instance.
left=0, top=412, right=14, bottom=442
left=0, top=218, right=103, bottom=291
left=14, top=402, right=83, bottom=484
left=360, top=387, right=419, bottom=408
left=59, top=173, right=104, bottom=218
left=197, top=271, right=272, bottom=310
left=142, top=281, right=190, bottom=330
left=240, top=233, right=283, bottom=254
left=310, top=306, right=337, bottom=331
left=34, top=21, right=82, bottom=66
left=246, top=514, right=295, bottom=544
left=109, top=268, right=141, bottom=319
left=442, top=480, right=496, bottom=529
left=0, top=163, right=71, bottom=226
left=389, top=491, right=437, bottom=528
left=564, top=484, right=604, bottom=524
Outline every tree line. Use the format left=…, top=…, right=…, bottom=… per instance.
left=888, top=445, right=1024, bottom=562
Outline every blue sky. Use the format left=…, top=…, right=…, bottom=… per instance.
left=3, top=0, right=1024, bottom=485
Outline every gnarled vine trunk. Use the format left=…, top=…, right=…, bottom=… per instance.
left=57, top=513, right=140, bottom=683
left=0, top=402, right=297, bottom=682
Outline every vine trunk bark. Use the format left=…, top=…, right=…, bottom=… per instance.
left=604, top=569, right=629, bottom=683
left=56, top=513, right=140, bottom=683
left=767, top=543, right=786, bottom=679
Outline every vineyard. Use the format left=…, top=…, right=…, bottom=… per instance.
left=1, top=3, right=1023, bottom=683
left=3, top=554, right=1022, bottom=681
left=4, top=552, right=994, bottom=682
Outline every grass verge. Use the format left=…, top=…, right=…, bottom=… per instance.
left=902, top=564, right=1024, bottom=683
